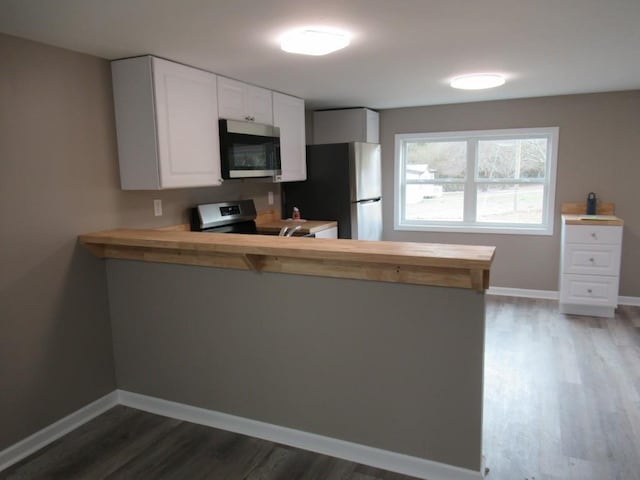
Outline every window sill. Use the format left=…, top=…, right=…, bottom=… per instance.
left=394, top=222, right=554, bottom=236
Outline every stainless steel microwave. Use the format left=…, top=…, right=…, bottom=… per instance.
left=219, top=119, right=281, bottom=179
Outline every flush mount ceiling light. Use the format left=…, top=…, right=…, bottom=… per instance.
left=280, top=27, right=350, bottom=56
left=450, top=73, right=506, bottom=90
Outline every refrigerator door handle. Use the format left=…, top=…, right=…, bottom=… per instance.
left=356, top=197, right=381, bottom=204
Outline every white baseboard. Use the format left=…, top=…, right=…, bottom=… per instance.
left=487, top=287, right=640, bottom=307
left=0, top=391, right=118, bottom=472
left=486, top=287, right=559, bottom=300
left=118, top=390, right=483, bottom=480
left=618, top=296, right=640, bottom=307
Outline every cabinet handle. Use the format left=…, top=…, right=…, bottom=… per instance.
left=589, top=257, right=595, bottom=263
left=591, top=232, right=597, bottom=239
left=587, top=289, right=593, bottom=294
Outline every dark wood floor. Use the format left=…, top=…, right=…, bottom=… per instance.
left=0, top=405, right=420, bottom=480
left=483, top=296, right=640, bottom=480
left=3, top=297, right=639, bottom=479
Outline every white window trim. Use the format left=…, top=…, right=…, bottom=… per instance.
left=394, top=127, right=559, bottom=236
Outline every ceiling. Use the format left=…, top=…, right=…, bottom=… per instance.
left=1, top=0, right=639, bottom=110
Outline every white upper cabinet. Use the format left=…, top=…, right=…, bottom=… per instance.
left=312, top=108, right=379, bottom=144
left=217, top=77, right=273, bottom=124
left=273, top=92, right=306, bottom=182
left=111, top=56, right=222, bottom=189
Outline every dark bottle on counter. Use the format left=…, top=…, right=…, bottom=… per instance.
left=586, top=192, right=597, bottom=215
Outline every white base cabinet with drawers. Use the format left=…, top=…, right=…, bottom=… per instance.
left=559, top=220, right=623, bottom=318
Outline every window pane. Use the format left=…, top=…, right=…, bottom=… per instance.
left=405, top=141, right=466, bottom=180
left=405, top=183, right=464, bottom=221
left=477, top=138, right=547, bottom=180
left=476, top=184, right=544, bottom=224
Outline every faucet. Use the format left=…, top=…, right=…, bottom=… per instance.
left=278, top=225, right=302, bottom=237
left=286, top=225, right=302, bottom=237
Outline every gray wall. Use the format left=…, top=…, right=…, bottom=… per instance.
left=380, top=92, right=640, bottom=295
left=0, top=33, right=280, bottom=450
left=107, top=260, right=486, bottom=472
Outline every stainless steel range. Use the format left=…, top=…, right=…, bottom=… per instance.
left=190, top=200, right=259, bottom=234
left=190, top=200, right=312, bottom=237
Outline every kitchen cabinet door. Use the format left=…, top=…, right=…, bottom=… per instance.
left=112, top=56, right=222, bottom=189
left=273, top=92, right=306, bottom=182
left=217, top=76, right=273, bottom=124
left=153, top=58, right=222, bottom=188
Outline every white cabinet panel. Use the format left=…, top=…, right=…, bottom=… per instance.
left=153, top=58, right=221, bottom=188
left=562, top=243, right=621, bottom=276
left=247, top=86, right=273, bottom=124
left=314, top=227, right=338, bottom=239
left=217, top=76, right=272, bottom=124
left=564, top=224, right=622, bottom=244
left=273, top=92, right=306, bottom=182
left=111, top=56, right=222, bottom=189
left=217, top=77, right=246, bottom=121
left=560, top=274, right=619, bottom=306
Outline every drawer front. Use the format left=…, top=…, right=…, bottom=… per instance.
left=562, top=243, right=621, bottom=275
left=560, top=274, right=618, bottom=306
left=314, top=226, right=338, bottom=239
left=563, top=224, right=622, bottom=245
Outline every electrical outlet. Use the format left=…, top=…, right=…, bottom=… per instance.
left=268, top=191, right=274, bottom=205
left=153, top=199, right=162, bottom=216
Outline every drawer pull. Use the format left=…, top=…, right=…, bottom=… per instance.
left=591, top=232, right=597, bottom=239
left=589, top=257, right=595, bottom=263
left=587, top=288, right=593, bottom=294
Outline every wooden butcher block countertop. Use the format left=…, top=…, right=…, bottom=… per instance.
left=560, top=202, right=623, bottom=226
left=562, top=215, right=624, bottom=226
left=255, top=219, right=337, bottom=235
left=79, top=229, right=495, bottom=291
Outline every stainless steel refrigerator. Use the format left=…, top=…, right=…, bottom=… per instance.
left=282, top=142, right=382, bottom=240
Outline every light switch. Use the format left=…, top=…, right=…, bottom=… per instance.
left=268, top=191, right=274, bottom=205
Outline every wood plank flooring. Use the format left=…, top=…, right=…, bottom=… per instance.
left=0, top=405, right=420, bottom=480
left=483, top=296, right=640, bottom=480
left=2, top=296, right=639, bottom=479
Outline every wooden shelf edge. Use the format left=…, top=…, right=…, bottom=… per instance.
left=80, top=240, right=491, bottom=291
left=79, top=230, right=495, bottom=271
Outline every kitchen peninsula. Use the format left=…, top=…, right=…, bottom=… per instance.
left=80, top=229, right=494, bottom=291
left=79, top=229, right=494, bottom=479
